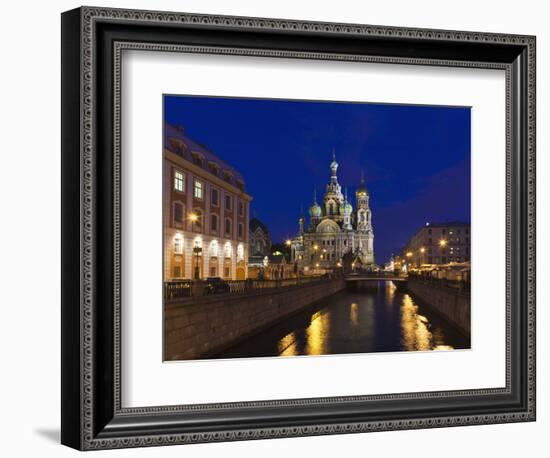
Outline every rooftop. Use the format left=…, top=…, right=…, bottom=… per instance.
left=164, top=123, right=245, bottom=189
left=424, top=221, right=470, bottom=228
left=250, top=217, right=270, bottom=235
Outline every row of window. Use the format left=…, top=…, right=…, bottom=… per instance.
left=418, top=246, right=470, bottom=255
left=173, top=237, right=245, bottom=260
left=169, top=140, right=244, bottom=190
left=311, top=239, right=348, bottom=247
left=426, top=237, right=470, bottom=245
left=427, top=256, right=470, bottom=264
left=173, top=169, right=245, bottom=215
left=173, top=265, right=233, bottom=279
left=427, top=228, right=469, bottom=235
left=173, top=202, right=244, bottom=238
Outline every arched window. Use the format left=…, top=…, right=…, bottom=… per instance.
left=210, top=213, right=218, bottom=232
left=237, top=243, right=244, bottom=262
left=255, top=239, right=263, bottom=254
left=173, top=234, right=183, bottom=254
left=224, top=242, right=232, bottom=258
left=191, top=208, right=203, bottom=231
left=209, top=240, right=219, bottom=257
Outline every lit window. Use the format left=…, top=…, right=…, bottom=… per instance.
left=173, top=237, right=183, bottom=254
left=210, top=240, right=219, bottom=257
left=237, top=244, right=244, bottom=262
left=224, top=242, right=232, bottom=258
left=174, top=170, right=184, bottom=192
left=194, top=179, right=203, bottom=199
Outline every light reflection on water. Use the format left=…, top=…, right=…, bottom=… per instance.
left=216, top=282, right=470, bottom=359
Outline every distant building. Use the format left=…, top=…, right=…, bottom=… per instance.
left=291, top=153, right=375, bottom=273
left=264, top=254, right=295, bottom=280
left=249, top=217, right=271, bottom=257
left=163, top=124, right=253, bottom=281
left=248, top=217, right=272, bottom=277
left=403, top=222, right=470, bottom=267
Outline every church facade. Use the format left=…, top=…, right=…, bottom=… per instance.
left=290, top=154, right=375, bottom=272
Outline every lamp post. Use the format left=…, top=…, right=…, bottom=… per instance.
left=189, top=212, right=198, bottom=231
left=285, top=239, right=292, bottom=262
left=313, top=244, right=319, bottom=273
left=439, top=239, right=447, bottom=264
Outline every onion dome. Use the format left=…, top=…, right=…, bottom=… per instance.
left=330, top=150, right=339, bottom=176
left=344, top=201, right=353, bottom=214
left=309, top=203, right=322, bottom=217
left=309, top=188, right=322, bottom=217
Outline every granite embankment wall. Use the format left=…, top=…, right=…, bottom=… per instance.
left=406, top=278, right=470, bottom=335
left=165, top=278, right=346, bottom=360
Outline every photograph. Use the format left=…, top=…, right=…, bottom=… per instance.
left=163, top=95, right=472, bottom=361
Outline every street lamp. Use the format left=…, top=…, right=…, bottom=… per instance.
left=439, top=239, right=447, bottom=247
left=189, top=212, right=198, bottom=231
left=312, top=244, right=319, bottom=270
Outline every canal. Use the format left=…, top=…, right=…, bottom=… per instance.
left=215, top=282, right=470, bottom=359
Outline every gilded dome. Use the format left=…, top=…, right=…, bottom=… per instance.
left=344, top=201, right=353, bottom=214
left=309, top=203, right=322, bottom=217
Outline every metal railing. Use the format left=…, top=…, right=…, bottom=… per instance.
left=408, top=272, right=470, bottom=294
left=164, top=274, right=338, bottom=303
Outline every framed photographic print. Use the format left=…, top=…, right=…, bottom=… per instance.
left=61, top=6, right=536, bottom=450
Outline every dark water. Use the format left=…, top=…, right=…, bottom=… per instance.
left=216, top=282, right=470, bottom=359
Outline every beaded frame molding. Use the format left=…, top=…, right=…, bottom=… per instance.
left=61, top=6, right=536, bottom=450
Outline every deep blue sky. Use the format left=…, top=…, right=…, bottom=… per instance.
left=164, top=95, right=471, bottom=264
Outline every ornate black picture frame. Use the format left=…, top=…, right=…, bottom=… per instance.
left=61, top=6, right=536, bottom=450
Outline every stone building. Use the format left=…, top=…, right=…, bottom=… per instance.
left=163, top=124, right=252, bottom=281
left=291, top=153, right=375, bottom=272
left=403, top=221, right=470, bottom=267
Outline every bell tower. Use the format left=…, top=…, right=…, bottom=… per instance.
left=355, top=169, right=374, bottom=264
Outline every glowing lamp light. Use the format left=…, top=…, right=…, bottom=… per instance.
left=189, top=213, right=198, bottom=222
left=439, top=239, right=447, bottom=247
left=406, top=252, right=413, bottom=258
left=285, top=239, right=292, bottom=246
left=420, top=247, right=426, bottom=253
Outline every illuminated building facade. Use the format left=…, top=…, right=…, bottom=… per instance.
left=291, top=154, right=375, bottom=272
left=403, top=221, right=470, bottom=267
left=164, top=124, right=252, bottom=281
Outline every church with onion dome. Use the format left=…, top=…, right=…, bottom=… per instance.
left=290, top=152, right=376, bottom=272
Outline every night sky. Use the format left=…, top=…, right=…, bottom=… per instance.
left=164, top=95, right=471, bottom=264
